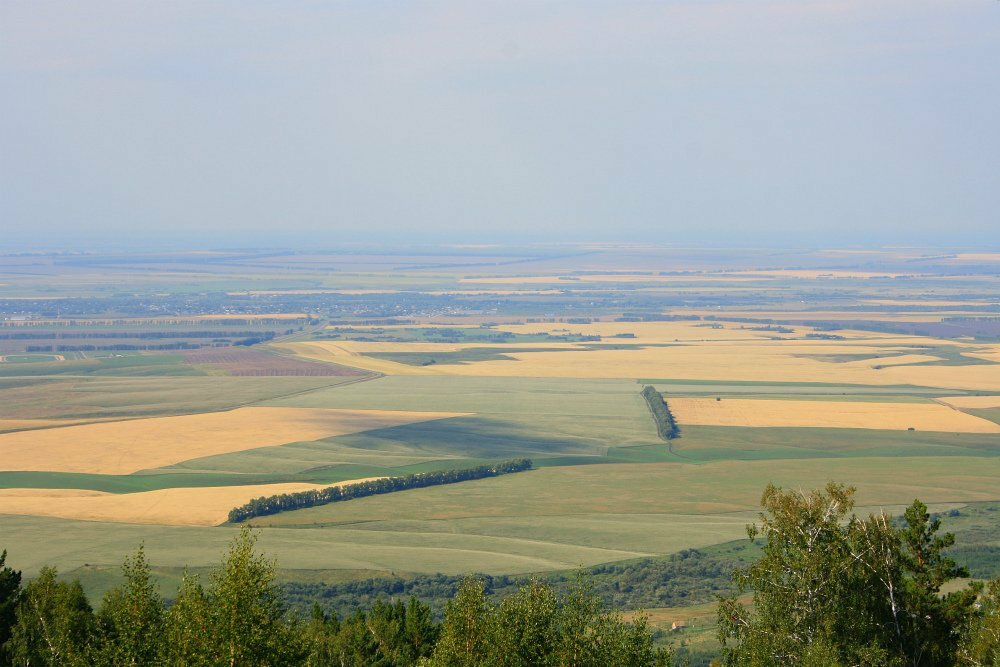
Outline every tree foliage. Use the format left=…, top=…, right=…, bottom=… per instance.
left=959, top=577, right=1000, bottom=665
left=427, top=576, right=672, bottom=666
left=7, top=566, right=95, bottom=666
left=229, top=459, right=533, bottom=523
left=207, top=526, right=307, bottom=665
left=641, top=386, right=678, bottom=440
left=718, top=482, right=981, bottom=666
left=0, top=550, right=21, bottom=664
left=93, top=544, right=165, bottom=666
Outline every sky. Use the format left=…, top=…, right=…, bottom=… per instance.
left=1, top=1, right=998, bottom=249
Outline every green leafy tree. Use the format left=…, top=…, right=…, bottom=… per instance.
left=8, top=566, right=95, bottom=666
left=0, top=550, right=22, bottom=662
left=958, top=577, right=1000, bottom=665
left=719, top=484, right=977, bottom=666
left=428, top=577, right=670, bottom=667
left=427, top=577, right=492, bottom=666
left=718, top=483, right=869, bottom=664
left=93, top=544, right=165, bottom=666
left=208, top=526, right=307, bottom=666
left=163, top=571, right=215, bottom=666
left=490, top=579, right=559, bottom=665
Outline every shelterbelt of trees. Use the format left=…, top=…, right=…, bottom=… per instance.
left=641, top=386, right=679, bottom=440
left=2, top=482, right=1000, bottom=666
left=228, top=459, right=534, bottom=523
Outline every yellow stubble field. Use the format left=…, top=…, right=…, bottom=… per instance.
left=937, top=396, right=1000, bottom=409
left=0, top=478, right=384, bottom=526
left=277, top=322, right=1000, bottom=392
left=0, top=407, right=465, bottom=474
left=668, top=397, right=1000, bottom=433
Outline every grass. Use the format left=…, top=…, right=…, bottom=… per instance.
left=1, top=354, right=63, bottom=363
left=0, top=466, right=396, bottom=493
left=674, top=425, right=1000, bottom=461
left=366, top=347, right=576, bottom=366
left=265, top=375, right=650, bottom=415
left=0, top=354, right=205, bottom=377
left=4, top=458, right=988, bottom=588
left=638, top=378, right=968, bottom=395
left=935, top=501, right=1000, bottom=579
left=967, top=408, right=1000, bottom=426
left=0, top=375, right=355, bottom=420
left=0, top=513, right=651, bottom=581
left=245, top=459, right=1000, bottom=556
left=149, top=376, right=663, bottom=475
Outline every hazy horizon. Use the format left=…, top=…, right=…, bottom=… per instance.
left=3, top=1, right=998, bottom=249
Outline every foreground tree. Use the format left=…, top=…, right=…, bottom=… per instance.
left=208, top=526, right=307, bottom=666
left=427, top=576, right=671, bottom=666
left=958, top=577, right=1000, bottom=665
left=93, top=545, right=165, bottom=666
left=7, top=567, right=95, bottom=666
left=304, top=596, right=438, bottom=666
left=718, top=483, right=977, bottom=666
left=163, top=571, right=214, bottom=666
left=0, top=550, right=22, bottom=663
left=897, top=501, right=977, bottom=664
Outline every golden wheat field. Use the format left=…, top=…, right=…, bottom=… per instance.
left=937, top=396, right=1000, bottom=409
left=0, top=418, right=115, bottom=434
left=277, top=323, right=1000, bottom=392
left=0, top=478, right=384, bottom=526
left=667, top=397, right=1000, bottom=433
left=0, top=407, right=464, bottom=474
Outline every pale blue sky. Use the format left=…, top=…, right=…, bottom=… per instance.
left=1, top=1, right=998, bottom=248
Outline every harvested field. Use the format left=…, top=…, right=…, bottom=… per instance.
left=0, top=418, right=118, bottom=434
left=278, top=329, right=1000, bottom=391
left=668, top=397, right=1000, bottom=433
left=182, top=347, right=367, bottom=376
left=0, top=477, right=383, bottom=526
left=0, top=407, right=465, bottom=474
left=938, top=396, right=1000, bottom=409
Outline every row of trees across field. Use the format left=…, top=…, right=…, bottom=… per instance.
left=228, top=459, right=534, bottom=523
left=3, top=482, right=1000, bottom=665
left=641, top=386, right=679, bottom=440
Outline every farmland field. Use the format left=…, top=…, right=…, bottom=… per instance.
left=0, top=406, right=465, bottom=474
left=1, top=245, right=999, bottom=630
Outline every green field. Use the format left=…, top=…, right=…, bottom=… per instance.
left=1, top=353, right=63, bottom=363
left=0, top=375, right=356, bottom=420
left=2, top=457, right=991, bottom=587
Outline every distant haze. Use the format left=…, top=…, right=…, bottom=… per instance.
left=1, top=1, right=998, bottom=249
